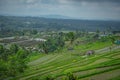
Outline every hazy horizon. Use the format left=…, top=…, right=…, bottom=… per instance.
left=0, top=0, right=120, bottom=20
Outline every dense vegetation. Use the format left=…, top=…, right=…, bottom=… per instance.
left=0, top=16, right=120, bottom=80
left=0, top=16, right=120, bottom=37
left=14, top=37, right=120, bottom=80
left=0, top=44, right=30, bottom=80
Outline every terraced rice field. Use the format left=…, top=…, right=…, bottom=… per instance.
left=16, top=49, right=120, bottom=80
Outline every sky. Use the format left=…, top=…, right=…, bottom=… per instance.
left=0, top=0, right=120, bottom=20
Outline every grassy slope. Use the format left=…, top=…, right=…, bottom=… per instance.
left=15, top=40, right=120, bottom=80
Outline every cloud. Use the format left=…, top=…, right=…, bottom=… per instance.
left=69, top=0, right=120, bottom=3
left=25, top=0, right=38, bottom=4
left=0, top=0, right=120, bottom=20
left=20, top=0, right=39, bottom=5
left=67, top=0, right=120, bottom=7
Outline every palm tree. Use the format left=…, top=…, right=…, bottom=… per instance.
left=67, top=32, right=75, bottom=44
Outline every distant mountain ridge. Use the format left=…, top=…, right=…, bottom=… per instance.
left=39, top=15, right=72, bottom=19
left=0, top=15, right=120, bottom=31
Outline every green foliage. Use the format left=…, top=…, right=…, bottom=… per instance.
left=92, top=34, right=99, bottom=40
left=17, top=49, right=30, bottom=59
left=0, top=60, right=8, bottom=79
left=66, top=32, right=76, bottom=44
left=45, top=76, right=55, bottom=80
left=0, top=45, right=11, bottom=61
left=110, top=76, right=120, bottom=80
left=65, top=73, right=78, bottom=80
left=31, top=30, right=38, bottom=35
left=0, top=45, right=4, bottom=54
left=39, top=33, right=65, bottom=54
left=109, top=36, right=115, bottom=44
left=0, top=45, right=29, bottom=79
left=10, top=44, right=19, bottom=54
left=100, top=36, right=108, bottom=42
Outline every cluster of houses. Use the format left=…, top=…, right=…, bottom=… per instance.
left=0, top=36, right=47, bottom=52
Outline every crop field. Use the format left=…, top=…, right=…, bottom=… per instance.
left=15, top=45, right=120, bottom=80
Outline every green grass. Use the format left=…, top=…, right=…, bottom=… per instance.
left=75, top=40, right=112, bottom=52
left=26, top=52, right=46, bottom=62
left=14, top=49, right=120, bottom=80
left=14, top=38, right=120, bottom=80
left=109, top=75, right=120, bottom=80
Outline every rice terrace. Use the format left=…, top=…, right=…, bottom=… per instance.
left=0, top=0, right=120, bottom=80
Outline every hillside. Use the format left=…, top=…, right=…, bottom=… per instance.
left=0, top=0, right=120, bottom=80
left=14, top=40, right=120, bottom=80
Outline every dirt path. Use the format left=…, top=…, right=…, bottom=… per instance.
left=95, top=45, right=120, bottom=54
left=11, top=40, right=31, bottom=43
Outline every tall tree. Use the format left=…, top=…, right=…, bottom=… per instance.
left=67, top=32, right=75, bottom=44
left=10, top=44, right=19, bottom=54
left=0, top=45, right=4, bottom=54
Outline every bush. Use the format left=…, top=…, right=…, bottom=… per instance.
left=64, top=72, right=78, bottom=80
